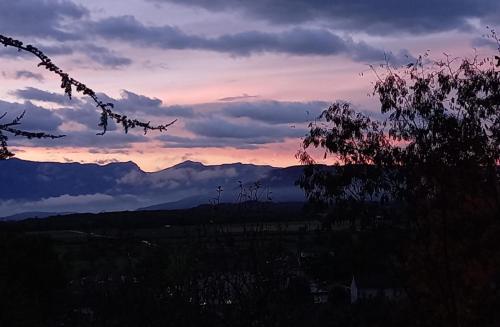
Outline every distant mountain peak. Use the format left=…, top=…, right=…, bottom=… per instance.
left=172, top=160, right=206, bottom=169
left=106, top=160, right=141, bottom=170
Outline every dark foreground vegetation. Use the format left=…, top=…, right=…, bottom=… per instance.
left=0, top=201, right=423, bottom=327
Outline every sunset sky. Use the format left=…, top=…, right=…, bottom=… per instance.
left=1, top=0, right=498, bottom=171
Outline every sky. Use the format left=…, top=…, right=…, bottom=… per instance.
left=0, top=0, right=498, bottom=171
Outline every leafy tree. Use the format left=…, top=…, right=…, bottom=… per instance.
left=0, top=34, right=177, bottom=159
left=298, top=36, right=500, bottom=326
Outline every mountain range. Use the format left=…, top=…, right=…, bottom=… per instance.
left=0, top=158, right=307, bottom=219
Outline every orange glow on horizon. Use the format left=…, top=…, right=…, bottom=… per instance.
left=13, top=138, right=316, bottom=172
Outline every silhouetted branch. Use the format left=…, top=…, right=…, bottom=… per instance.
left=0, top=111, right=65, bottom=159
left=0, top=34, right=177, bottom=158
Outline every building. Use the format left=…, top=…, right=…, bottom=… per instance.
left=350, top=274, right=405, bottom=304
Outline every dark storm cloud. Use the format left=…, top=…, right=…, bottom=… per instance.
left=0, top=2, right=413, bottom=63
left=12, top=87, right=78, bottom=105
left=2, top=44, right=130, bottom=73
left=160, top=105, right=195, bottom=118
left=111, top=90, right=162, bottom=111
left=158, top=116, right=307, bottom=149
left=10, top=87, right=116, bottom=131
left=42, top=45, right=75, bottom=56
left=14, top=70, right=44, bottom=82
left=92, top=15, right=412, bottom=63
left=221, top=100, right=328, bottom=124
left=0, top=0, right=87, bottom=40
left=48, top=131, right=147, bottom=148
left=2, top=97, right=150, bottom=147
left=8, top=84, right=329, bottom=149
left=158, top=100, right=347, bottom=148
left=159, top=134, right=261, bottom=149
left=0, top=1, right=128, bottom=69
left=0, top=42, right=129, bottom=69
left=0, top=44, right=73, bottom=59
left=10, top=129, right=148, bottom=149
left=0, top=100, right=63, bottom=132
left=99, top=90, right=195, bottom=117
left=57, top=104, right=118, bottom=131
left=80, top=44, right=132, bottom=68
left=152, top=0, right=500, bottom=35
left=186, top=117, right=306, bottom=139
left=12, top=87, right=191, bottom=130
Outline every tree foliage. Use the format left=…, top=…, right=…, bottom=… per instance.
left=298, top=36, right=500, bottom=326
left=0, top=34, right=177, bottom=159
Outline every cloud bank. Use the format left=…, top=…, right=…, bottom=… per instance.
left=152, top=0, right=500, bottom=34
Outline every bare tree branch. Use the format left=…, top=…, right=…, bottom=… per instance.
left=0, top=34, right=177, bottom=158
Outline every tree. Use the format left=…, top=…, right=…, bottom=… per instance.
left=0, top=34, right=177, bottom=159
left=298, top=36, right=500, bottom=326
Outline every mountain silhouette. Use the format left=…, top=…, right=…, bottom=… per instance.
left=0, top=158, right=307, bottom=218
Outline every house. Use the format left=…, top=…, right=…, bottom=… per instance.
left=350, top=274, right=405, bottom=304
